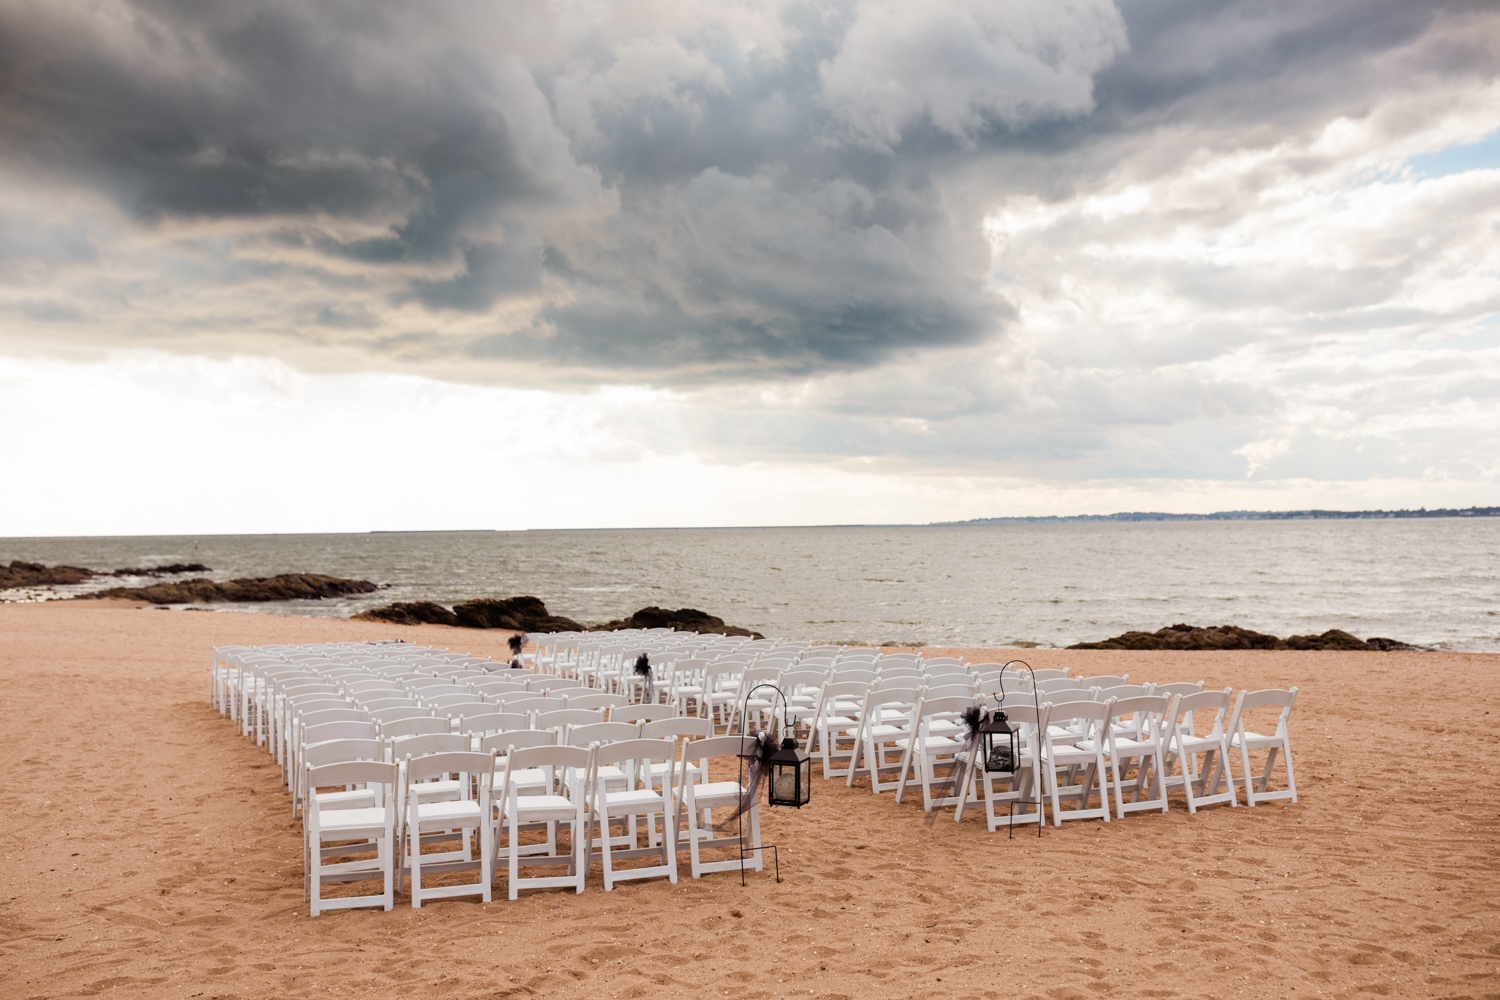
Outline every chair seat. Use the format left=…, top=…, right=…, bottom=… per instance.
left=816, top=717, right=857, bottom=730
left=600, top=789, right=666, bottom=812
left=506, top=794, right=581, bottom=822
left=315, top=788, right=377, bottom=810
left=867, top=724, right=907, bottom=737
left=414, top=799, right=483, bottom=827
left=894, top=735, right=959, bottom=751
left=410, top=779, right=462, bottom=801
left=691, top=781, right=747, bottom=807
left=317, top=807, right=390, bottom=837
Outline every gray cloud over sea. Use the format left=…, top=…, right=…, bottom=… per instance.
left=1, top=0, right=1498, bottom=496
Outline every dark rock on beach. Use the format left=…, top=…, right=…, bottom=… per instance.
left=588, top=606, right=765, bottom=639
left=1068, top=622, right=1430, bottom=651
left=2, top=560, right=213, bottom=589
left=451, top=596, right=583, bottom=633
left=348, top=596, right=761, bottom=637
left=352, top=595, right=581, bottom=631
left=351, top=601, right=460, bottom=627
left=0, top=560, right=97, bottom=587
left=80, top=573, right=379, bottom=603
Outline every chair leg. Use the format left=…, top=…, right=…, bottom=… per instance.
left=1282, top=738, right=1298, bottom=802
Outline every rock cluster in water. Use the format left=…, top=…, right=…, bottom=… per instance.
left=1068, top=623, right=1428, bottom=651
left=353, top=596, right=762, bottom=637
left=82, top=573, right=380, bottom=603
left=587, top=605, right=764, bottom=639
left=1, top=560, right=214, bottom=588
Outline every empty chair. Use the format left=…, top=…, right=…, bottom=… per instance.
left=1164, top=688, right=1238, bottom=813
left=1095, top=695, right=1173, bottom=818
left=1040, top=700, right=1115, bottom=825
left=405, top=751, right=496, bottom=907
left=847, top=684, right=923, bottom=793
left=304, top=761, right=399, bottom=916
left=495, top=744, right=593, bottom=899
left=589, top=739, right=680, bottom=890
left=1036, top=677, right=1082, bottom=693
left=957, top=703, right=1049, bottom=834
left=1227, top=688, right=1299, bottom=806
left=892, top=694, right=979, bottom=812
left=806, top=680, right=871, bottom=780
left=1077, top=674, right=1128, bottom=689
left=676, top=735, right=764, bottom=880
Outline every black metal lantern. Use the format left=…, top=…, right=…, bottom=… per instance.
left=766, top=737, right=812, bottom=807
left=981, top=710, right=1019, bottom=773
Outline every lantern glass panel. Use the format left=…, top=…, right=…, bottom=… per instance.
left=982, top=711, right=1019, bottom=773
left=768, top=739, right=811, bottom=807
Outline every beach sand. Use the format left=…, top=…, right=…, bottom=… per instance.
left=1, top=600, right=1496, bottom=1000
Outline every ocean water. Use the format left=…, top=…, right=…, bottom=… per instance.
left=3, top=520, right=1498, bottom=651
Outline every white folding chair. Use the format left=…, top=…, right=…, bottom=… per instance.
left=495, top=744, right=593, bottom=898
left=1227, top=688, right=1299, bottom=806
left=589, top=738, right=680, bottom=890
left=805, top=680, right=870, bottom=780
left=957, top=703, right=1049, bottom=834
left=305, top=760, right=398, bottom=916
left=405, top=750, right=495, bottom=907
left=847, top=685, right=923, bottom=794
left=1163, top=688, right=1238, bottom=813
left=1095, top=695, right=1173, bottom=818
left=892, top=694, right=978, bottom=811
left=676, top=735, right=763, bottom=879
left=1040, top=700, right=1115, bottom=825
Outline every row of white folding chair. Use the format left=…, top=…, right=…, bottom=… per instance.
left=306, top=730, right=763, bottom=912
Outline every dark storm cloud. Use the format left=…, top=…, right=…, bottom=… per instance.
left=0, top=0, right=1494, bottom=382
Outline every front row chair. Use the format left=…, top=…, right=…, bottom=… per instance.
left=305, top=760, right=398, bottom=916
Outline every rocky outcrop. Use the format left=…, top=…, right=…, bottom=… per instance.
left=347, top=596, right=761, bottom=636
left=451, top=596, right=583, bottom=633
left=109, top=563, right=211, bottom=577
left=1068, top=622, right=1429, bottom=651
left=81, top=574, right=379, bottom=603
left=588, top=606, right=764, bottom=639
left=351, top=601, right=460, bottom=627
left=0, top=560, right=97, bottom=587
left=1, top=560, right=212, bottom=588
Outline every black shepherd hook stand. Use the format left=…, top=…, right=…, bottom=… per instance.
left=992, top=659, right=1044, bottom=839
left=731, top=682, right=797, bottom=885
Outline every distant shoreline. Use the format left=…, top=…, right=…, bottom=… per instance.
left=937, top=505, right=1500, bottom=525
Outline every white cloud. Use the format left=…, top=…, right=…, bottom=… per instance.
left=820, top=0, right=1126, bottom=145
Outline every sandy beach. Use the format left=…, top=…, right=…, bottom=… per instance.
left=1, top=599, right=1496, bottom=1000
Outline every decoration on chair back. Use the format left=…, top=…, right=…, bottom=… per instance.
left=633, top=653, right=654, bottom=703
left=508, top=633, right=525, bottom=669
left=767, top=738, right=812, bottom=807
left=982, top=710, right=1018, bottom=773
left=923, top=705, right=985, bottom=828
left=716, top=731, right=783, bottom=832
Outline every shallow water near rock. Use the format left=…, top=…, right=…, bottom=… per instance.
left=2, top=518, right=1497, bottom=650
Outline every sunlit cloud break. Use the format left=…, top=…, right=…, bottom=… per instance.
left=0, top=0, right=1497, bottom=532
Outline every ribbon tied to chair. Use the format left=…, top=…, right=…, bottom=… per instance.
left=633, top=653, right=654, bottom=703
left=715, top=731, right=778, bottom=833
left=924, top=705, right=985, bottom=827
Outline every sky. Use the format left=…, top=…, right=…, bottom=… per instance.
left=1, top=0, right=1498, bottom=534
